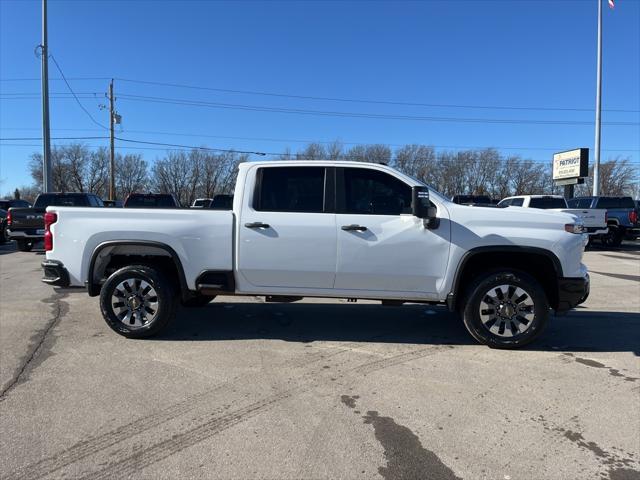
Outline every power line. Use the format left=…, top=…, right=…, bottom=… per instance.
left=0, top=136, right=109, bottom=141
left=116, top=93, right=640, bottom=126
left=114, top=137, right=267, bottom=156
left=48, top=55, right=108, bottom=130
left=1, top=127, right=638, bottom=153
left=0, top=92, right=101, bottom=97
left=114, top=77, right=640, bottom=114
left=0, top=77, right=110, bottom=82
left=3, top=75, right=638, bottom=113
left=2, top=140, right=639, bottom=165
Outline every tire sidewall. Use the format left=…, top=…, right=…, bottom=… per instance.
left=17, top=240, right=33, bottom=252
left=99, top=265, right=175, bottom=338
left=462, top=270, right=549, bottom=349
left=601, top=226, right=622, bottom=247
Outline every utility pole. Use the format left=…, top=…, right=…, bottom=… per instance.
left=593, top=0, right=603, bottom=196
left=109, top=79, right=115, bottom=201
left=41, top=0, right=53, bottom=192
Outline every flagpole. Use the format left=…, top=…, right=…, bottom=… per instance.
left=592, top=0, right=603, bottom=196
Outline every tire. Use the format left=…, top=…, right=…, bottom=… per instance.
left=601, top=226, right=623, bottom=248
left=181, top=294, right=216, bottom=308
left=16, top=240, right=33, bottom=252
left=99, top=265, right=176, bottom=339
left=461, top=269, right=549, bottom=349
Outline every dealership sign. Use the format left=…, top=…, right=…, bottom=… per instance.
left=552, top=148, right=589, bottom=181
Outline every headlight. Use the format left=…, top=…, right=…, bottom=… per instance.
left=565, top=223, right=585, bottom=234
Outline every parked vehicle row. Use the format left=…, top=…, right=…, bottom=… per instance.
left=41, top=160, right=590, bottom=349
left=567, top=196, right=639, bottom=247
left=6, top=193, right=103, bottom=251
left=497, top=195, right=608, bottom=240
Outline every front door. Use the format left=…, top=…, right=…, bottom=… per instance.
left=238, top=166, right=337, bottom=289
left=334, top=167, right=450, bottom=295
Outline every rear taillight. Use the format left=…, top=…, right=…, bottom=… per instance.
left=6, top=210, right=11, bottom=226
left=630, top=210, right=638, bottom=224
left=44, top=212, right=57, bottom=251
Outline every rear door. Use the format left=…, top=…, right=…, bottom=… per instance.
left=333, top=167, right=450, bottom=295
left=238, top=166, right=337, bottom=289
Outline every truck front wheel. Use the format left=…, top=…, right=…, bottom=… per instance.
left=99, top=265, right=176, bottom=339
left=461, top=270, right=549, bottom=349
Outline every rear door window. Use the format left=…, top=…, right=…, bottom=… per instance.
left=528, top=197, right=567, bottom=209
left=596, top=197, right=635, bottom=209
left=255, top=167, right=326, bottom=213
left=35, top=194, right=89, bottom=208
left=567, top=198, right=593, bottom=208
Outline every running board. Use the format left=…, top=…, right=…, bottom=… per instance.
left=265, top=295, right=303, bottom=303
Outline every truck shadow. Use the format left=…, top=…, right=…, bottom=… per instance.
left=586, top=240, right=640, bottom=253
left=0, top=243, right=16, bottom=255
left=157, top=302, right=639, bottom=355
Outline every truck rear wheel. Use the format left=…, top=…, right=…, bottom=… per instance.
left=99, top=265, right=176, bottom=339
left=600, top=226, right=623, bottom=248
left=16, top=240, right=33, bottom=252
left=461, top=269, right=549, bottom=349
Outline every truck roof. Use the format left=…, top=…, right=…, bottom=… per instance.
left=503, top=195, right=564, bottom=199
left=240, top=160, right=392, bottom=168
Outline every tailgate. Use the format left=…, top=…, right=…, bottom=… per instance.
left=7, top=208, right=45, bottom=230
left=560, top=209, right=606, bottom=228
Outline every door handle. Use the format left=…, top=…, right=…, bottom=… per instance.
left=245, top=222, right=270, bottom=229
left=341, top=224, right=367, bottom=232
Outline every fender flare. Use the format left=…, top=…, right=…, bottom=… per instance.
left=446, top=245, right=564, bottom=311
left=86, top=240, right=190, bottom=299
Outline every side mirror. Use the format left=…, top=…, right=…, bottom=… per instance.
left=412, top=186, right=438, bottom=228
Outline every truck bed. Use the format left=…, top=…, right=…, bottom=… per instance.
left=557, top=208, right=607, bottom=233
left=49, top=207, right=234, bottom=288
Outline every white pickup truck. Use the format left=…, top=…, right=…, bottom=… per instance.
left=41, top=161, right=589, bottom=349
left=497, top=195, right=608, bottom=238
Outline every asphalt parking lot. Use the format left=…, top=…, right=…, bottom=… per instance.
left=1, top=242, right=638, bottom=480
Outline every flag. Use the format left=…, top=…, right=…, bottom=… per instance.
left=608, top=0, right=615, bottom=9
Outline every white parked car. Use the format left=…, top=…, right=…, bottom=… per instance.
left=498, top=195, right=608, bottom=238
left=40, top=161, right=589, bottom=349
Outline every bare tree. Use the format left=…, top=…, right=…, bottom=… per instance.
left=325, top=140, right=344, bottom=160
left=152, top=151, right=200, bottom=206
left=392, top=144, right=436, bottom=183
left=277, top=147, right=293, bottom=160
left=344, top=144, right=391, bottom=163
left=578, top=157, right=638, bottom=196
left=296, top=143, right=326, bottom=160
left=116, top=153, right=149, bottom=199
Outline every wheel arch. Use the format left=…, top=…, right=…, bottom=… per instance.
left=448, top=246, right=563, bottom=312
left=87, top=240, right=190, bottom=300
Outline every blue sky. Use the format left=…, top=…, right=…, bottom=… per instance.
left=1, top=0, right=639, bottom=194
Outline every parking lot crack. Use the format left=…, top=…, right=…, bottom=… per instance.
left=0, top=292, right=67, bottom=401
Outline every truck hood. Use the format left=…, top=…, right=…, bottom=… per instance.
left=445, top=203, right=579, bottom=228
left=447, top=204, right=582, bottom=239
